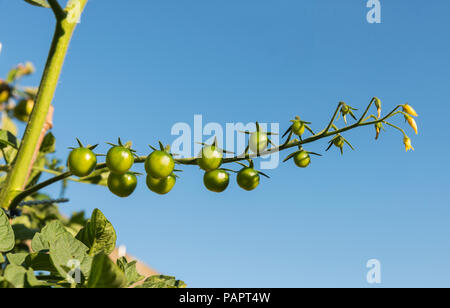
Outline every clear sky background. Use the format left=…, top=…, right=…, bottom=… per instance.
left=1, top=0, right=449, bottom=287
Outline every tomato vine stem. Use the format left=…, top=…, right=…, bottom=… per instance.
left=7, top=101, right=403, bottom=210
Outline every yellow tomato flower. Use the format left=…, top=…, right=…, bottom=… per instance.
left=403, top=136, right=414, bottom=152
left=404, top=114, right=418, bottom=135
left=402, top=104, right=418, bottom=117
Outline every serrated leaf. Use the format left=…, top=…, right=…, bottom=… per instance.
left=3, top=265, right=27, bottom=288
left=24, top=0, right=50, bottom=8
left=87, top=253, right=126, bottom=288
left=76, top=208, right=117, bottom=256
left=117, top=257, right=145, bottom=287
left=136, top=275, right=186, bottom=288
left=0, top=209, right=15, bottom=252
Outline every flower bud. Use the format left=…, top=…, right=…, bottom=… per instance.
left=374, top=122, right=383, bottom=140
left=404, top=114, right=418, bottom=135
left=403, top=136, right=414, bottom=152
left=402, top=104, right=418, bottom=117
left=374, top=97, right=382, bottom=118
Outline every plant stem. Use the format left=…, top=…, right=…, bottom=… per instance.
left=0, top=0, right=88, bottom=210
left=8, top=101, right=403, bottom=210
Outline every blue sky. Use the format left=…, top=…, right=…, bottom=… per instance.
left=1, top=0, right=449, bottom=287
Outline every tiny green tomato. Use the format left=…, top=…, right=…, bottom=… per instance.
left=198, top=145, right=223, bottom=171
left=146, top=174, right=176, bottom=195
left=333, top=136, right=345, bottom=148
left=293, top=150, right=311, bottom=168
left=249, top=132, right=268, bottom=153
left=107, top=172, right=137, bottom=198
left=13, top=99, right=34, bottom=122
left=292, top=121, right=305, bottom=136
left=68, top=147, right=97, bottom=177
left=237, top=168, right=260, bottom=191
left=203, top=169, right=230, bottom=193
left=145, top=150, right=175, bottom=179
left=106, top=146, right=134, bottom=174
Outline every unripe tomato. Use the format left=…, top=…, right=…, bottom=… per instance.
left=237, top=167, right=260, bottom=191
left=249, top=132, right=268, bottom=153
left=341, top=104, right=350, bottom=114
left=107, top=172, right=137, bottom=198
left=68, top=147, right=97, bottom=177
left=145, top=151, right=174, bottom=179
left=198, top=145, right=223, bottom=171
left=333, top=136, right=345, bottom=148
left=106, top=146, right=134, bottom=174
left=292, top=121, right=305, bottom=136
left=293, top=150, right=311, bottom=168
left=203, top=169, right=229, bottom=193
left=13, top=99, right=34, bottom=122
left=0, top=81, right=11, bottom=103
left=146, top=174, right=176, bottom=195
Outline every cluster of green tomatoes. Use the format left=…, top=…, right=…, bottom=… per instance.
left=66, top=117, right=327, bottom=198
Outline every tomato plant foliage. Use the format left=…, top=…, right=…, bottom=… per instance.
left=0, top=0, right=419, bottom=288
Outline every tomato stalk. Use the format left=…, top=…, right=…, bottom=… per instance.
left=0, top=0, right=88, bottom=210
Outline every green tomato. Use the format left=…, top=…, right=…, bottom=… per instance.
left=293, top=151, right=311, bottom=168
left=249, top=132, right=268, bottom=153
left=203, top=169, right=229, bottom=193
left=333, top=137, right=345, bottom=148
left=237, top=168, right=260, bottom=191
left=198, top=145, right=223, bottom=171
left=106, top=146, right=134, bottom=174
left=107, top=172, right=137, bottom=198
left=145, top=150, right=174, bottom=179
left=0, top=81, right=11, bottom=103
left=13, top=99, right=34, bottom=122
left=341, top=104, right=350, bottom=114
left=146, top=174, right=176, bottom=195
left=292, top=121, right=306, bottom=136
left=68, top=147, right=97, bottom=177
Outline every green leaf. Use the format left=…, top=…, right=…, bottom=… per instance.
left=76, top=209, right=117, bottom=256
left=116, top=257, right=145, bottom=287
left=25, top=268, right=52, bottom=288
left=12, top=215, right=38, bottom=241
left=6, top=252, right=28, bottom=266
left=0, top=277, right=14, bottom=288
left=87, top=253, right=126, bottom=288
left=40, top=132, right=56, bottom=153
left=49, top=231, right=93, bottom=280
left=24, top=0, right=50, bottom=8
left=3, top=265, right=27, bottom=288
left=136, top=275, right=187, bottom=288
left=25, top=252, right=58, bottom=274
left=31, top=220, right=69, bottom=252
left=0, top=209, right=15, bottom=252
left=1, top=113, right=17, bottom=137
left=0, top=129, right=18, bottom=149
left=0, top=253, right=5, bottom=264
